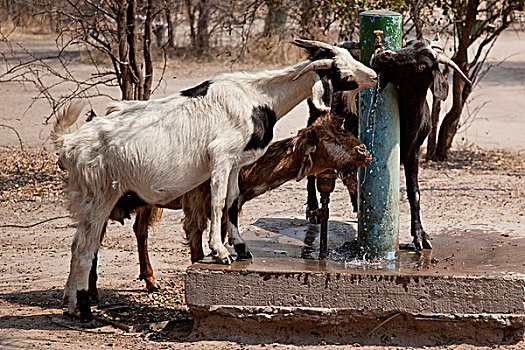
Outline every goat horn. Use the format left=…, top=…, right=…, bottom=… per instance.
left=436, top=52, right=472, bottom=85
left=294, top=39, right=338, bottom=55
left=336, top=41, right=360, bottom=50
left=293, top=59, right=333, bottom=80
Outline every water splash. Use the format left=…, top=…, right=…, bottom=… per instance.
left=328, top=239, right=393, bottom=270
left=360, top=75, right=382, bottom=186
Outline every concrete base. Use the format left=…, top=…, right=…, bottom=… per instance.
left=185, top=219, right=525, bottom=345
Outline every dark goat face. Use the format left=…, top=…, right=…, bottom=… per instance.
left=371, top=38, right=471, bottom=100
left=372, top=39, right=438, bottom=86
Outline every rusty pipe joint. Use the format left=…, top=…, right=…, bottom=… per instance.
left=374, top=30, right=384, bottom=51
left=311, top=170, right=337, bottom=259
left=369, top=30, right=385, bottom=67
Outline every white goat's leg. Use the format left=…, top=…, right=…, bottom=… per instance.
left=226, top=168, right=252, bottom=260
left=64, top=221, right=93, bottom=317
left=65, top=215, right=107, bottom=325
left=208, top=163, right=234, bottom=265
left=63, top=254, right=78, bottom=315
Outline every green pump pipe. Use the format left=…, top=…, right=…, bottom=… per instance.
left=358, top=10, right=402, bottom=260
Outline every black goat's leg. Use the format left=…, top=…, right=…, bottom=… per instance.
left=350, top=192, right=358, bottom=213
left=306, top=175, right=320, bottom=224
left=305, top=98, right=322, bottom=224
left=88, top=254, right=99, bottom=305
left=404, top=153, right=432, bottom=250
left=226, top=169, right=252, bottom=261
left=88, top=222, right=107, bottom=304
left=228, top=197, right=252, bottom=260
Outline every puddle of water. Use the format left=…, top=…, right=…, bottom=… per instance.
left=223, top=220, right=525, bottom=277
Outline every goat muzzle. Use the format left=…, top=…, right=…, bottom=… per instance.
left=370, top=49, right=395, bottom=69
left=354, top=144, right=372, bottom=164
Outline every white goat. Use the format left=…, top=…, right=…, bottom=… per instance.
left=51, top=39, right=377, bottom=323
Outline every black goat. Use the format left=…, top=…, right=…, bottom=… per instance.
left=305, top=41, right=363, bottom=220
left=307, top=38, right=471, bottom=250
left=370, top=37, right=470, bottom=250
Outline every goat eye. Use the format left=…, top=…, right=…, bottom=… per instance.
left=417, top=64, right=426, bottom=71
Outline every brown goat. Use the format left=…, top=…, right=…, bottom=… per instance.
left=88, top=113, right=371, bottom=297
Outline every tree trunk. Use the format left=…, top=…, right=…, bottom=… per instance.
left=165, top=0, right=175, bottom=48
left=426, top=96, right=441, bottom=161
left=409, top=0, right=422, bottom=38
left=196, top=0, right=209, bottom=56
left=143, top=0, right=154, bottom=100
left=126, top=0, right=144, bottom=100
left=426, top=67, right=449, bottom=161
left=116, top=1, right=133, bottom=100
left=435, top=81, right=473, bottom=160
left=186, top=0, right=197, bottom=49
left=298, top=0, right=315, bottom=37
left=433, top=0, right=479, bottom=160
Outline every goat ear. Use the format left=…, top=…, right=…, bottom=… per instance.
left=311, top=75, right=333, bottom=113
left=296, top=129, right=318, bottom=181
left=431, top=69, right=449, bottom=100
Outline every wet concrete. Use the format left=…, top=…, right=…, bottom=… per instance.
left=192, top=218, right=525, bottom=277
left=185, top=220, right=525, bottom=345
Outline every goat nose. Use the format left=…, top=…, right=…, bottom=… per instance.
left=355, top=144, right=369, bottom=156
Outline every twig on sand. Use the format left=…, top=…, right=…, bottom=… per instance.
left=0, top=215, right=69, bottom=228
left=0, top=124, right=25, bottom=152
left=50, top=317, right=116, bottom=334
left=366, top=313, right=402, bottom=337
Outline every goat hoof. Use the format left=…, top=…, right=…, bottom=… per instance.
left=89, top=294, right=99, bottom=305
left=212, top=254, right=234, bottom=265
left=234, top=243, right=253, bottom=261
left=145, top=277, right=160, bottom=292
left=82, top=319, right=100, bottom=329
left=308, top=216, right=320, bottom=225
left=306, top=208, right=321, bottom=224
left=414, top=237, right=433, bottom=251
left=146, top=284, right=160, bottom=293
left=422, top=238, right=432, bottom=250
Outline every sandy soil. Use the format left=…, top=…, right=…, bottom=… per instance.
left=0, top=29, right=524, bottom=349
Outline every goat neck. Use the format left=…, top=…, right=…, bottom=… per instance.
left=397, top=74, right=432, bottom=117
left=251, top=63, right=319, bottom=118
left=238, top=137, right=306, bottom=204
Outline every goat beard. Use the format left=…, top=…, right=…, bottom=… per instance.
left=337, top=165, right=358, bottom=194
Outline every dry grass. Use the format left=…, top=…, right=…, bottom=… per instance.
left=0, top=146, right=65, bottom=205
left=0, top=18, right=57, bottom=40
left=94, top=276, right=192, bottom=335
left=422, top=147, right=525, bottom=174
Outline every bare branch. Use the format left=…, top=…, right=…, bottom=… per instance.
left=0, top=124, right=25, bottom=152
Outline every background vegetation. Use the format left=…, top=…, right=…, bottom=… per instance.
left=1, top=0, right=523, bottom=159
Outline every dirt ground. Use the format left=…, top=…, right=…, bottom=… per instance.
left=1, top=30, right=524, bottom=349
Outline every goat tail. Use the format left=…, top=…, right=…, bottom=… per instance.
left=50, top=101, right=84, bottom=153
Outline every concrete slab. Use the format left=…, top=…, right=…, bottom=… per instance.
left=185, top=219, right=525, bottom=345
